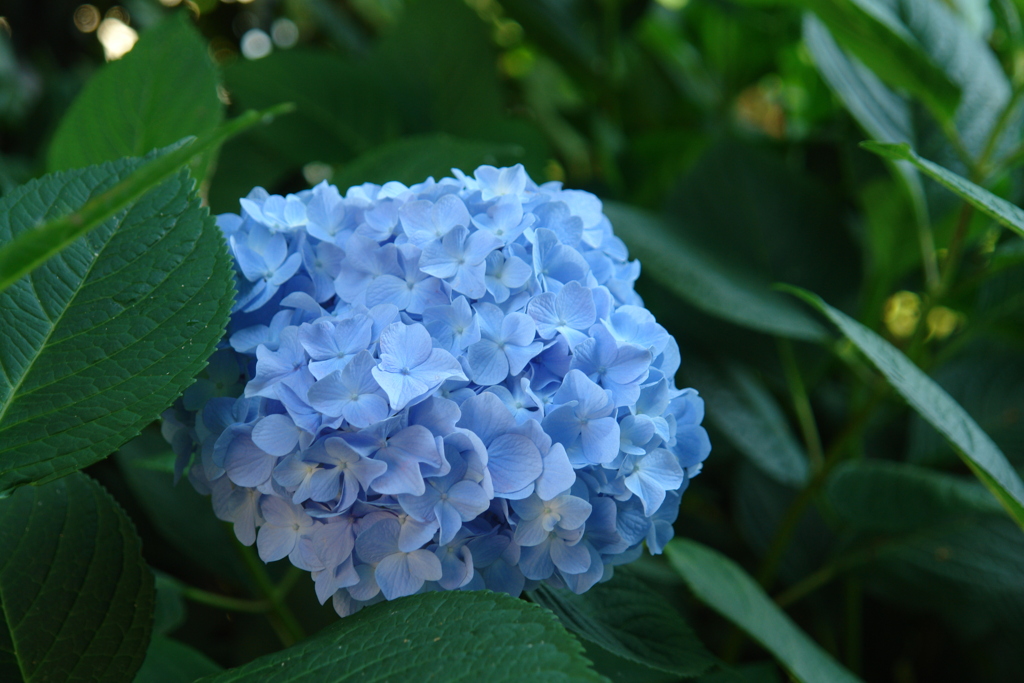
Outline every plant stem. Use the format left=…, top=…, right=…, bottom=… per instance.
left=777, top=338, right=824, bottom=474
left=236, top=542, right=306, bottom=647
left=180, top=586, right=270, bottom=614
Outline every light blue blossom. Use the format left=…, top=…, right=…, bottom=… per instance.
left=371, top=322, right=466, bottom=411
left=166, top=163, right=710, bottom=617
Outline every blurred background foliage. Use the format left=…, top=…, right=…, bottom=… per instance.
left=3, top=0, right=1024, bottom=681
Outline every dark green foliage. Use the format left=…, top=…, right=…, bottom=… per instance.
left=200, top=591, right=607, bottom=683
left=0, top=473, right=154, bottom=682
left=531, top=566, right=715, bottom=677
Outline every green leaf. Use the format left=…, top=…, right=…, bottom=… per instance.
left=199, top=591, right=607, bottom=683
left=665, top=539, right=863, bottom=683
left=0, top=473, right=155, bottom=682
left=793, top=0, right=960, bottom=121
left=530, top=566, right=715, bottom=678
left=332, top=134, right=527, bottom=191
left=0, top=107, right=288, bottom=294
left=824, top=461, right=1024, bottom=628
left=603, top=202, right=827, bottom=341
left=48, top=13, right=222, bottom=173
left=862, top=141, right=1024, bottom=239
left=684, top=361, right=809, bottom=487
left=828, top=460, right=1003, bottom=534
left=787, top=288, right=1024, bottom=530
left=134, top=637, right=221, bottom=683
left=0, top=157, right=235, bottom=493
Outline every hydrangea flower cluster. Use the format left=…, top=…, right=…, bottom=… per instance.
left=163, top=164, right=710, bottom=617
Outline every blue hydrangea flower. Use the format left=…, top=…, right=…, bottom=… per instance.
left=165, top=163, right=710, bottom=617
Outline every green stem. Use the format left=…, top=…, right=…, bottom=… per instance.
left=777, top=339, right=824, bottom=474
left=180, top=586, right=270, bottom=614
left=939, top=203, right=976, bottom=297
left=236, top=542, right=306, bottom=647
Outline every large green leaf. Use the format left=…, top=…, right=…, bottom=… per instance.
left=603, top=202, right=826, bottom=341
left=862, top=141, right=1024, bottom=240
left=665, top=539, right=863, bottom=683
left=0, top=157, right=234, bottom=494
left=331, top=134, right=527, bottom=191
left=531, top=566, right=715, bottom=678
left=0, top=473, right=155, bottom=682
left=684, top=361, right=809, bottom=487
left=199, top=591, right=606, bottom=683
left=48, top=13, right=222, bottom=173
left=788, top=289, right=1024, bottom=530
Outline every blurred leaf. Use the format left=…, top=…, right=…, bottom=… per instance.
left=134, top=637, right=221, bottom=683
left=48, top=13, right=222, bottom=175
left=498, top=0, right=603, bottom=83
left=199, top=591, right=606, bottom=683
left=863, top=141, right=1024, bottom=239
left=826, top=461, right=1024, bottom=634
left=332, top=134, right=526, bottom=190
left=153, top=571, right=187, bottom=636
left=531, top=566, right=715, bottom=678
left=908, top=350, right=1024, bottom=466
left=794, top=0, right=961, bottom=122
left=684, top=361, right=809, bottom=488
left=665, top=139, right=859, bottom=307
left=373, top=0, right=503, bottom=136
left=803, top=15, right=928, bottom=235
left=828, top=460, right=1003, bottom=533
left=665, top=539, right=863, bottom=683
left=0, top=107, right=286, bottom=293
left=117, top=432, right=249, bottom=584
left=604, top=202, right=827, bottom=341
left=788, top=288, right=1024, bottom=531
left=0, top=473, right=154, bottom=683
left=0, top=154, right=234, bottom=493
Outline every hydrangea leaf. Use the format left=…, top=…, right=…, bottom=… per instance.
left=0, top=107, right=290, bottom=294
left=684, top=360, right=809, bottom=488
left=862, top=141, right=1024, bottom=240
left=530, top=566, right=715, bottom=678
left=603, top=202, right=827, bottom=341
left=198, top=591, right=607, bottom=683
left=665, top=539, right=863, bottom=683
left=0, top=157, right=235, bottom=494
left=0, top=473, right=155, bottom=682
left=47, top=12, right=222, bottom=175
left=787, top=288, right=1024, bottom=531
left=134, top=637, right=222, bottom=683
